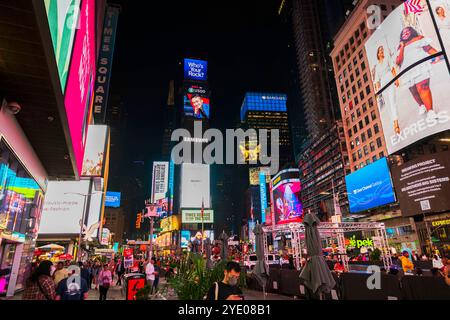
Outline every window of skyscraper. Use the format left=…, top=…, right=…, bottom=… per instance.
left=363, top=73, right=369, bottom=83
left=367, top=128, right=373, bottom=138
left=376, top=138, right=383, bottom=148
left=371, top=111, right=377, bottom=121
left=374, top=124, right=379, bottom=134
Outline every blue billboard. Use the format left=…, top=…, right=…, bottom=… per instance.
left=184, top=58, right=208, bottom=81
left=260, top=171, right=268, bottom=224
left=105, top=192, right=121, bottom=208
left=240, top=93, right=287, bottom=121
left=345, top=158, right=396, bottom=213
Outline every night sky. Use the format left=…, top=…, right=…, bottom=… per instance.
left=108, top=0, right=292, bottom=234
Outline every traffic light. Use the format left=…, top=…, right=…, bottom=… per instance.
left=136, top=212, right=142, bottom=229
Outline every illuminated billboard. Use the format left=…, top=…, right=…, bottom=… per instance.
left=180, top=163, right=210, bottom=209
left=64, top=0, right=96, bottom=176
left=365, top=1, right=450, bottom=154
left=40, top=180, right=103, bottom=235
left=184, top=58, right=208, bottom=81
left=183, top=85, right=210, bottom=119
left=44, top=0, right=80, bottom=91
left=105, top=192, right=121, bottom=208
left=40, top=180, right=90, bottom=234
left=181, top=209, right=214, bottom=224
left=181, top=230, right=190, bottom=248
left=345, top=158, right=396, bottom=213
left=391, top=151, right=450, bottom=216
left=429, top=0, right=450, bottom=59
left=271, top=169, right=302, bottom=224
left=249, top=167, right=271, bottom=186
left=240, top=93, right=287, bottom=122
left=151, top=162, right=169, bottom=203
left=82, top=125, right=108, bottom=177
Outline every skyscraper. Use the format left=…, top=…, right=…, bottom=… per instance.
left=240, top=92, right=293, bottom=168
left=331, top=0, right=401, bottom=172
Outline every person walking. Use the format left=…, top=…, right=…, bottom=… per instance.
left=92, top=261, right=101, bottom=290
left=22, top=260, right=57, bottom=300
left=152, top=258, right=160, bottom=294
left=98, top=264, right=112, bottom=300
left=53, top=261, right=68, bottom=286
left=115, top=258, right=125, bottom=286
left=145, top=258, right=156, bottom=294
left=55, top=266, right=89, bottom=300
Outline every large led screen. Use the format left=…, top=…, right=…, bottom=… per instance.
left=345, top=158, right=396, bottom=213
left=64, top=0, right=96, bottom=176
left=391, top=151, right=450, bottom=216
left=429, top=0, right=450, bottom=59
left=184, top=58, right=208, bottom=81
left=180, top=163, right=210, bottom=209
left=105, top=192, right=121, bottom=208
left=44, top=0, right=80, bottom=91
left=183, top=85, right=210, bottom=119
left=81, top=125, right=108, bottom=177
left=272, top=178, right=303, bottom=225
left=365, top=1, right=450, bottom=154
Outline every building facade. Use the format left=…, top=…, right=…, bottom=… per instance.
left=298, top=121, right=350, bottom=221
left=331, top=0, right=402, bottom=173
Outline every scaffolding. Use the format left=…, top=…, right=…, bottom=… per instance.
left=262, top=221, right=392, bottom=271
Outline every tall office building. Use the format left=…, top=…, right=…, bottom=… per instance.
left=279, top=0, right=355, bottom=143
left=331, top=0, right=402, bottom=173
left=240, top=92, right=293, bottom=168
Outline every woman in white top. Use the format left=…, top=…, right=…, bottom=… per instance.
left=395, top=26, right=444, bottom=121
left=435, top=5, right=450, bottom=53
left=372, top=46, right=400, bottom=134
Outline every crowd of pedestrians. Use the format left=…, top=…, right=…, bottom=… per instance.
left=21, top=258, right=122, bottom=301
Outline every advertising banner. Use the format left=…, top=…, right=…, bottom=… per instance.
left=181, top=209, right=214, bottom=224
left=183, top=84, right=210, bottom=119
left=184, top=58, right=208, bottom=81
left=429, top=0, right=450, bottom=65
left=391, top=151, right=450, bottom=216
left=44, top=0, right=80, bottom=91
left=64, top=0, right=96, bottom=175
left=81, top=125, right=108, bottom=177
left=180, top=163, right=210, bottom=209
left=249, top=167, right=271, bottom=186
left=365, top=1, right=450, bottom=155
left=105, top=191, right=121, bottom=208
left=160, top=215, right=180, bottom=233
left=93, top=4, right=120, bottom=124
left=345, top=158, right=396, bottom=213
left=101, top=228, right=110, bottom=245
left=151, top=162, right=169, bottom=203
left=181, top=230, right=190, bottom=248
left=272, top=179, right=303, bottom=225
left=40, top=180, right=90, bottom=234
left=260, top=171, right=268, bottom=224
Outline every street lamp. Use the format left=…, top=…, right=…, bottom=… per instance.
left=65, top=191, right=105, bottom=262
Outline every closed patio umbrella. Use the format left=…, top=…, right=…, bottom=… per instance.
left=299, top=212, right=336, bottom=298
left=204, top=238, right=213, bottom=269
left=218, top=231, right=229, bottom=261
left=251, top=224, right=269, bottom=298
